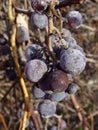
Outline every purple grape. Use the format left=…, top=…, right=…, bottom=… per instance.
left=38, top=70, right=69, bottom=92
left=65, top=11, right=83, bottom=29
left=61, top=28, right=72, bottom=38
left=32, top=86, right=45, bottom=98
left=24, top=59, right=47, bottom=82
left=25, top=44, right=41, bottom=60
left=62, top=37, right=85, bottom=56
left=67, top=83, right=80, bottom=94
left=71, top=44, right=85, bottom=56
left=31, top=12, right=48, bottom=29
left=51, top=35, right=64, bottom=58
left=49, top=70, right=69, bottom=92
left=63, top=37, right=77, bottom=48
left=30, top=0, right=48, bottom=12
left=38, top=99, right=56, bottom=118
left=50, top=91, right=67, bottom=102
left=60, top=48, right=86, bottom=75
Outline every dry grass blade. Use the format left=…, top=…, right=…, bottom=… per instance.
left=0, top=113, right=8, bottom=130
left=71, top=95, right=90, bottom=130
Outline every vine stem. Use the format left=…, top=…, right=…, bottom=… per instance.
left=10, top=17, right=28, bottom=130
left=8, top=1, right=40, bottom=130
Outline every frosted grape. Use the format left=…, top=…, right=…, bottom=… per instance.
left=65, top=11, right=83, bottom=29
left=24, top=59, right=47, bottom=82
left=38, top=99, right=56, bottom=118
left=60, top=48, right=86, bottom=75
left=67, top=83, right=80, bottom=94
left=61, top=28, right=72, bottom=38
left=64, top=37, right=77, bottom=48
left=31, top=12, right=48, bottom=29
left=25, top=44, right=41, bottom=60
left=32, top=86, right=45, bottom=98
left=50, top=91, right=67, bottom=102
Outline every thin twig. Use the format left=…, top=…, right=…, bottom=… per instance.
left=45, top=118, right=49, bottom=130
left=88, top=111, right=98, bottom=119
left=71, top=95, right=83, bottom=121
left=71, top=95, right=90, bottom=130
left=1, top=81, right=17, bottom=102
left=81, top=24, right=96, bottom=32
left=0, top=113, right=8, bottom=130
left=89, top=111, right=94, bottom=130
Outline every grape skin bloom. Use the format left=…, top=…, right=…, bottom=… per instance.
left=32, top=86, right=45, bottom=98
left=38, top=99, right=56, bottom=118
left=50, top=91, right=67, bottom=102
left=31, top=12, right=48, bottom=29
left=60, top=48, right=86, bottom=75
left=67, top=83, right=80, bottom=94
left=25, top=59, right=47, bottom=82
left=25, top=44, right=41, bottom=60
left=65, top=11, right=83, bottom=29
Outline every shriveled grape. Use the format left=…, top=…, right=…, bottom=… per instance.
left=25, top=44, right=41, bottom=60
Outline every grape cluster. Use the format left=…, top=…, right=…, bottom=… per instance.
left=23, top=0, right=87, bottom=119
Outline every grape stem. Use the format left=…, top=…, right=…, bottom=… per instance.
left=47, top=1, right=62, bottom=52
left=47, top=1, right=68, bottom=51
